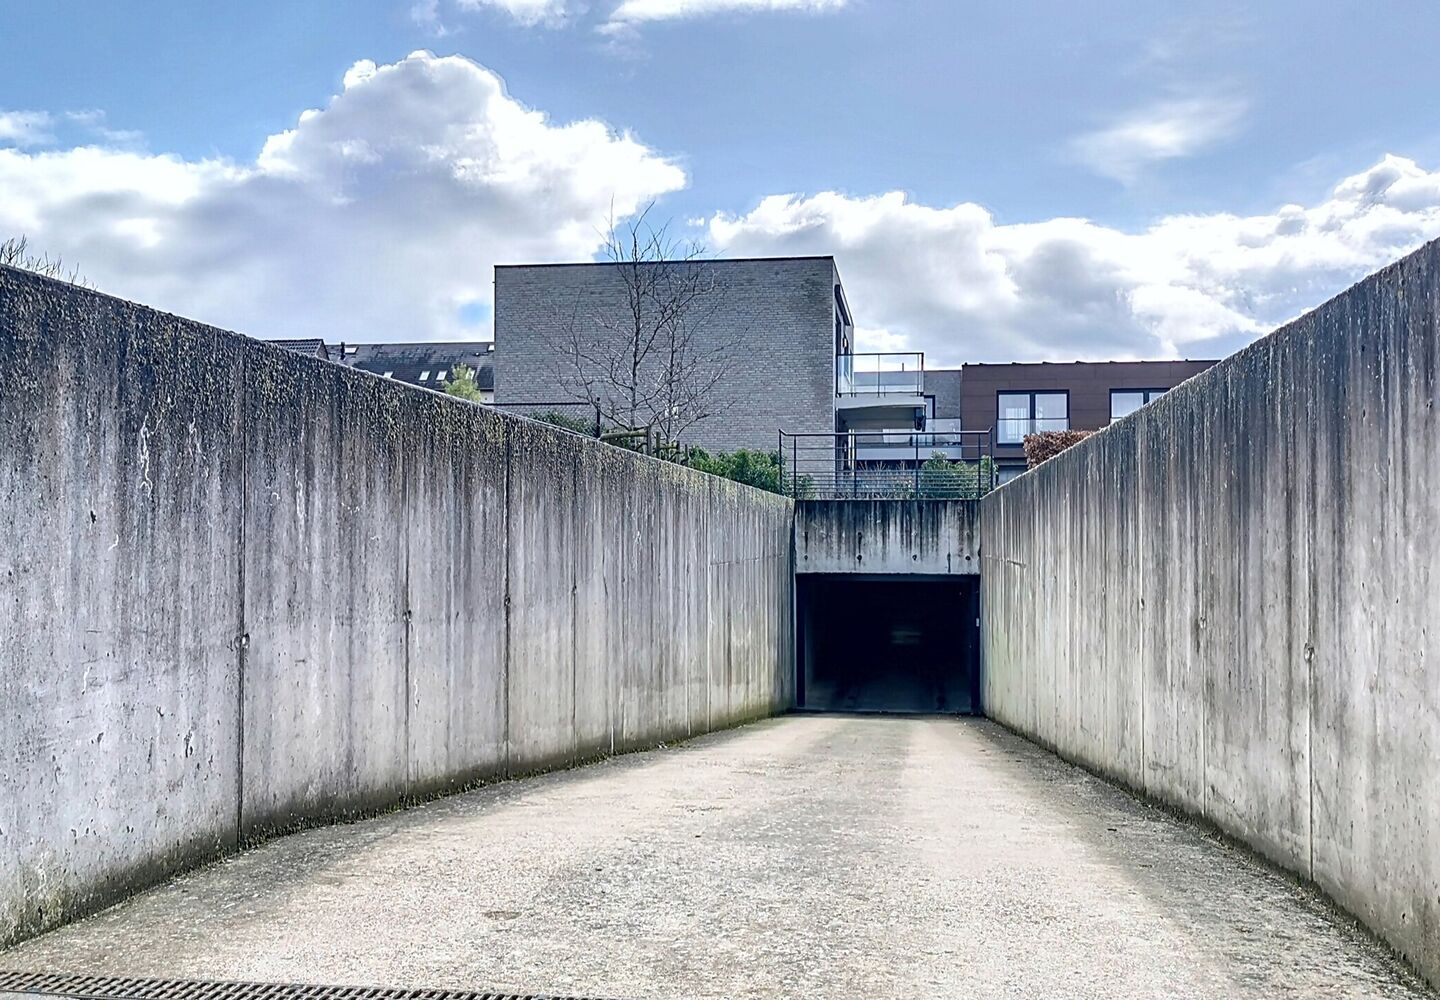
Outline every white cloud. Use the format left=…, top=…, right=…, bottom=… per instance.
left=1070, top=95, right=1248, bottom=183
left=8, top=56, right=1438, bottom=371
left=0, top=51, right=685, bottom=342
left=606, top=0, right=846, bottom=26
left=455, top=0, right=571, bottom=27
left=409, top=0, right=454, bottom=34
left=706, top=154, right=1440, bottom=364
left=433, top=0, right=846, bottom=32
left=0, top=111, right=55, bottom=148
left=63, top=109, right=146, bottom=146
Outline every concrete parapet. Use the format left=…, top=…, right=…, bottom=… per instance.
left=0, top=266, right=794, bottom=949
left=980, top=240, right=1440, bottom=987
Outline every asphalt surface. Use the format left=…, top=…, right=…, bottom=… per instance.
left=1, top=715, right=1431, bottom=999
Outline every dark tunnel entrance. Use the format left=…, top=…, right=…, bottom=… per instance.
left=796, top=575, right=981, bottom=715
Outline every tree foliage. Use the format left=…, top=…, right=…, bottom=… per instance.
left=441, top=362, right=485, bottom=402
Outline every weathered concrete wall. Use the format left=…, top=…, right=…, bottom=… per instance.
left=795, top=500, right=980, bottom=575
left=0, top=266, right=794, bottom=948
left=980, top=241, right=1440, bottom=986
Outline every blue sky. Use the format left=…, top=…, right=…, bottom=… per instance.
left=4, top=0, right=1440, bottom=363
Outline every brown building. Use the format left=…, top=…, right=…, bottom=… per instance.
left=925, top=360, right=1218, bottom=482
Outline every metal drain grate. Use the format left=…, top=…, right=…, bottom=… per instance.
left=0, top=972, right=610, bottom=1000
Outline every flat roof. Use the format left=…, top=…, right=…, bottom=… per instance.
left=330, top=340, right=494, bottom=347
left=494, top=255, right=836, bottom=269
left=928, top=359, right=1220, bottom=371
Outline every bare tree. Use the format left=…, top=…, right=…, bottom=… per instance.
left=0, top=235, right=90, bottom=287
left=545, top=207, right=742, bottom=451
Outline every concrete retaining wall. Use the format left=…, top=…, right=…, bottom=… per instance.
left=0, top=266, right=794, bottom=949
left=794, top=500, right=980, bottom=575
left=980, top=241, right=1440, bottom=985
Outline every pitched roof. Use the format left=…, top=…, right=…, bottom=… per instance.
left=269, top=338, right=331, bottom=359
left=341, top=341, right=495, bottom=390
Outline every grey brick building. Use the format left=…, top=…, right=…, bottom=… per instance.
left=494, top=256, right=851, bottom=454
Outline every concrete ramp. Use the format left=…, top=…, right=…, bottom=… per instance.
left=0, top=717, right=1427, bottom=999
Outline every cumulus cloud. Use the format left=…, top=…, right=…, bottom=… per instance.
left=0, top=111, right=55, bottom=148
left=0, top=51, right=685, bottom=342
left=706, top=154, right=1440, bottom=364
left=1070, top=95, right=1248, bottom=183
left=7, top=55, right=1438, bottom=368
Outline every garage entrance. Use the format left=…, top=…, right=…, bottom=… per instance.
left=796, top=575, right=980, bottom=715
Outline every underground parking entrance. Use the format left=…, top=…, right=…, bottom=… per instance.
left=795, top=574, right=981, bottom=715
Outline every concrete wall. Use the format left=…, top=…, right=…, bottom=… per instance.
left=0, top=266, right=794, bottom=950
left=494, top=257, right=841, bottom=453
left=980, top=241, right=1440, bottom=986
left=795, top=500, right=980, bottom=575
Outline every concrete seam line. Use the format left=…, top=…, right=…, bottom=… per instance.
left=502, top=424, right=512, bottom=779
left=235, top=344, right=249, bottom=848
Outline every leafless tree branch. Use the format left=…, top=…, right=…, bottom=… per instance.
left=1, top=235, right=91, bottom=288
left=540, top=205, right=745, bottom=450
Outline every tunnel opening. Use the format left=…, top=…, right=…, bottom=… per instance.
left=795, top=574, right=980, bottom=715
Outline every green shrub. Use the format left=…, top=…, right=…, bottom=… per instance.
left=679, top=446, right=813, bottom=496
left=915, top=452, right=996, bottom=498
left=684, top=447, right=783, bottom=494
left=529, top=409, right=599, bottom=436
left=441, top=363, right=485, bottom=402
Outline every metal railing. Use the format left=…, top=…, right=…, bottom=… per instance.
left=835, top=352, right=925, bottom=397
left=779, top=429, right=997, bottom=500
left=487, top=401, right=684, bottom=456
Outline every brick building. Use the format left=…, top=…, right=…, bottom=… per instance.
left=491, top=255, right=1218, bottom=486
left=493, top=256, right=850, bottom=453
left=925, top=360, right=1218, bottom=482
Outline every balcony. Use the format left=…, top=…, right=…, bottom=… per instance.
left=836, top=352, right=924, bottom=397
left=778, top=428, right=997, bottom=499
left=852, top=429, right=972, bottom=463
left=835, top=353, right=926, bottom=420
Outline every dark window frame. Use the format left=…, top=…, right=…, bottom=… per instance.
left=1109, top=387, right=1169, bottom=422
left=996, top=389, right=1070, bottom=445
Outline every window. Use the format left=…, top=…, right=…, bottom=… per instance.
left=437, top=370, right=447, bottom=381
left=382, top=371, right=394, bottom=378
left=997, top=465, right=1027, bottom=485
left=418, top=370, right=431, bottom=381
left=997, top=391, right=1068, bottom=444
left=1110, top=388, right=1167, bottom=423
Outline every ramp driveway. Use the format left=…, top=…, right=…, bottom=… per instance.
left=1, top=716, right=1430, bottom=999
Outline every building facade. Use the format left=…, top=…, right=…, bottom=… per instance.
left=928, top=360, right=1219, bottom=481
left=493, top=256, right=849, bottom=454
left=273, top=262, right=1217, bottom=490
